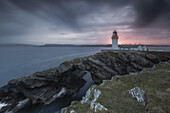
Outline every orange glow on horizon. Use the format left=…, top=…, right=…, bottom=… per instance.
left=102, top=33, right=170, bottom=45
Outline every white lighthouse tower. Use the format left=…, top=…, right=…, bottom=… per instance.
left=111, top=30, right=119, bottom=50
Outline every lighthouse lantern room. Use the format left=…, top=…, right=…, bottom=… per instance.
left=111, top=30, right=119, bottom=50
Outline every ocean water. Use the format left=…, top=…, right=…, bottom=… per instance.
left=148, top=47, right=170, bottom=51
left=0, top=47, right=105, bottom=86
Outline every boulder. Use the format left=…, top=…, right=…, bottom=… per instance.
left=129, top=87, right=146, bottom=106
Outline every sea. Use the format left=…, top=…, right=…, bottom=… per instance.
left=0, top=47, right=105, bottom=86
left=0, top=46, right=170, bottom=113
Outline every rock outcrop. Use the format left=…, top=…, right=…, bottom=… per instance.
left=62, top=86, right=108, bottom=113
left=81, top=87, right=108, bottom=112
left=129, top=87, right=146, bottom=106
left=0, top=51, right=170, bottom=112
left=0, top=68, right=86, bottom=112
left=62, top=61, right=170, bottom=113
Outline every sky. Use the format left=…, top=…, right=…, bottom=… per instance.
left=0, top=0, right=170, bottom=45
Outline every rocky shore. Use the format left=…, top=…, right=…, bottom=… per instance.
left=62, top=62, right=170, bottom=113
left=0, top=51, right=170, bottom=113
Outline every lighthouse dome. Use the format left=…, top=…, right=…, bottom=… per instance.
left=111, top=30, right=119, bottom=39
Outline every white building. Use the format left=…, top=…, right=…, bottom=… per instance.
left=112, top=30, right=119, bottom=50
left=138, top=45, right=143, bottom=51
left=137, top=45, right=148, bottom=51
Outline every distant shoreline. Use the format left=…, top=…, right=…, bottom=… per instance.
left=0, top=44, right=170, bottom=47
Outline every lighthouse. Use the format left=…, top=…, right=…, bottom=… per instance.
left=111, top=30, right=119, bottom=50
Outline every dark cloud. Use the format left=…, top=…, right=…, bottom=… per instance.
left=0, top=0, right=170, bottom=44
left=4, top=0, right=169, bottom=28
left=132, top=0, right=170, bottom=28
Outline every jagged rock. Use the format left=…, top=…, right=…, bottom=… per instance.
left=91, top=102, right=108, bottom=112
left=128, top=87, right=146, bottom=106
left=57, top=62, right=73, bottom=73
left=81, top=87, right=108, bottom=112
left=0, top=51, right=170, bottom=112
left=0, top=102, right=7, bottom=111
left=0, top=68, right=86, bottom=112
left=63, top=86, right=108, bottom=113
left=7, top=98, right=30, bottom=113
left=45, top=88, right=67, bottom=105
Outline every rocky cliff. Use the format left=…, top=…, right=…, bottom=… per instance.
left=61, top=61, right=170, bottom=113
left=0, top=51, right=170, bottom=112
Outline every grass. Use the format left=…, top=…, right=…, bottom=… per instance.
left=62, top=62, right=170, bottom=113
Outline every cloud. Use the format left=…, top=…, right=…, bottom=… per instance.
left=0, top=0, right=170, bottom=44
left=132, top=0, right=170, bottom=28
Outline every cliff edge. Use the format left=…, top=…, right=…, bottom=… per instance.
left=62, top=62, right=170, bottom=113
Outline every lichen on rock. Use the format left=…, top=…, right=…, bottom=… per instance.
left=91, top=102, right=108, bottom=112
left=128, top=87, right=146, bottom=106
left=81, top=86, right=108, bottom=112
left=70, top=110, right=75, bottom=113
